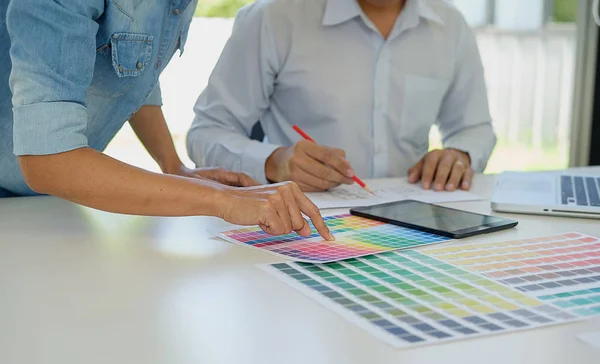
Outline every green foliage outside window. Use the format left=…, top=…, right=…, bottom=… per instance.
left=195, top=0, right=253, bottom=18
left=553, top=0, right=578, bottom=23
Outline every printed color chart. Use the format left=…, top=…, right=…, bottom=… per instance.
left=219, top=214, right=448, bottom=263
left=425, top=232, right=600, bottom=318
left=263, top=232, right=600, bottom=348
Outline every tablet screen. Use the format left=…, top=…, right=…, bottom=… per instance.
left=354, top=200, right=509, bottom=233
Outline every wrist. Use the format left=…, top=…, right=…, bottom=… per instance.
left=212, top=188, right=238, bottom=220
left=448, top=148, right=471, bottom=165
left=188, top=179, right=234, bottom=218
left=265, top=147, right=287, bottom=183
left=160, top=158, right=185, bottom=175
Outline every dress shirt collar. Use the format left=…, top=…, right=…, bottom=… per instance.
left=322, top=0, right=444, bottom=27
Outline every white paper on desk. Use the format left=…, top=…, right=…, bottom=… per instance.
left=306, top=179, right=482, bottom=209
left=577, top=331, right=600, bottom=349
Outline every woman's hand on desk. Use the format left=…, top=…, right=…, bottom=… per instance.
left=408, top=149, right=473, bottom=191
left=221, top=181, right=334, bottom=240
left=173, top=166, right=260, bottom=187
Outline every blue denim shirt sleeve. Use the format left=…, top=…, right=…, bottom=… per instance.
left=145, top=82, right=163, bottom=107
left=7, top=0, right=104, bottom=156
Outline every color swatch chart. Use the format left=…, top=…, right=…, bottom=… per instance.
left=424, top=232, right=600, bottom=318
left=219, top=214, right=449, bottom=263
left=262, top=232, right=600, bottom=348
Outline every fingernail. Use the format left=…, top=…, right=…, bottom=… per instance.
left=435, top=183, right=443, bottom=191
left=328, top=233, right=336, bottom=241
left=446, top=183, right=454, bottom=190
left=346, top=169, right=355, bottom=178
left=463, top=181, right=470, bottom=189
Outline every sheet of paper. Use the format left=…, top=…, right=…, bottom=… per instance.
left=218, top=213, right=449, bottom=263
left=306, top=179, right=483, bottom=209
left=262, top=232, right=600, bottom=348
left=578, top=331, right=600, bottom=349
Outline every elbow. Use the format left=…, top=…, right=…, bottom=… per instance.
left=185, top=127, right=202, bottom=167
left=18, top=156, right=54, bottom=195
left=186, top=117, right=213, bottom=168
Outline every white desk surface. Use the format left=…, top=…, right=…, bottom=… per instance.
left=1, top=169, right=600, bottom=364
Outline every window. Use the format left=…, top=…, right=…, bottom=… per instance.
left=440, top=0, right=579, bottom=173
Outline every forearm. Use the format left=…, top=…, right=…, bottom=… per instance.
left=187, top=121, right=279, bottom=183
left=129, top=105, right=182, bottom=174
left=18, top=148, right=229, bottom=217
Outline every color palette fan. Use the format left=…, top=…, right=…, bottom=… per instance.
left=219, top=214, right=449, bottom=263
left=262, top=232, right=600, bottom=348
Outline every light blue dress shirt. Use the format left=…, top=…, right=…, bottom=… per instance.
left=0, top=0, right=196, bottom=196
left=188, top=0, right=496, bottom=184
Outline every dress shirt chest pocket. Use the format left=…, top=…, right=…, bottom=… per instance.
left=398, top=74, right=449, bottom=147
left=110, top=33, right=153, bottom=77
left=90, top=33, right=153, bottom=98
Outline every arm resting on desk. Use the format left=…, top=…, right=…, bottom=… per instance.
left=18, top=149, right=333, bottom=239
left=18, top=148, right=228, bottom=217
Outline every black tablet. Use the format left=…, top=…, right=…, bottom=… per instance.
left=350, top=200, right=518, bottom=239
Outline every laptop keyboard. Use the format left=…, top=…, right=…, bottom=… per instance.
left=561, top=175, right=600, bottom=207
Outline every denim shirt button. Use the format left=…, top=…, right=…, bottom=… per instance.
left=118, top=65, right=124, bottom=73
left=136, top=62, right=143, bottom=70
left=173, top=9, right=180, bottom=15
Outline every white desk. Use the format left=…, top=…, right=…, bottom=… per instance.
left=1, top=170, right=599, bottom=364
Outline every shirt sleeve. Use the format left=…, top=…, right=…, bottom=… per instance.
left=437, top=18, right=497, bottom=173
left=186, top=4, right=281, bottom=184
left=7, top=0, right=103, bottom=156
left=145, top=82, right=163, bottom=107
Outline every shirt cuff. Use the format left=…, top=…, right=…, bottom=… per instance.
left=241, top=141, right=281, bottom=184
left=145, top=83, right=163, bottom=106
left=13, top=102, right=89, bottom=156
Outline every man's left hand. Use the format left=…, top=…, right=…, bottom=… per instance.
left=407, top=149, right=473, bottom=191
left=176, top=167, right=260, bottom=187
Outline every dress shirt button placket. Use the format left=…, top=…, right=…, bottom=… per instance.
left=372, top=43, right=391, bottom=178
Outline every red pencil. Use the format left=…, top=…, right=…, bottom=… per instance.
left=292, top=125, right=375, bottom=195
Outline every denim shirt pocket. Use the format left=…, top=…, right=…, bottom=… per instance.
left=110, top=33, right=153, bottom=77
left=89, top=32, right=153, bottom=98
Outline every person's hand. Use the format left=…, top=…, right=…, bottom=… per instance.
left=407, top=149, right=473, bottom=191
left=176, top=166, right=260, bottom=187
left=221, top=181, right=334, bottom=239
left=265, top=140, right=355, bottom=192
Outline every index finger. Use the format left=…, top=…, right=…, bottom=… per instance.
left=421, top=152, right=442, bottom=190
left=290, top=184, right=334, bottom=241
left=407, top=159, right=424, bottom=184
left=305, top=144, right=354, bottom=179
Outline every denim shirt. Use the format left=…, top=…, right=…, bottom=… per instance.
left=0, top=0, right=196, bottom=196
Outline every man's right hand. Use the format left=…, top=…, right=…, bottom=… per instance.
left=220, top=181, right=334, bottom=240
left=265, top=140, right=355, bottom=192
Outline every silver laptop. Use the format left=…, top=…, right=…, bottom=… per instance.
left=492, top=171, right=600, bottom=219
